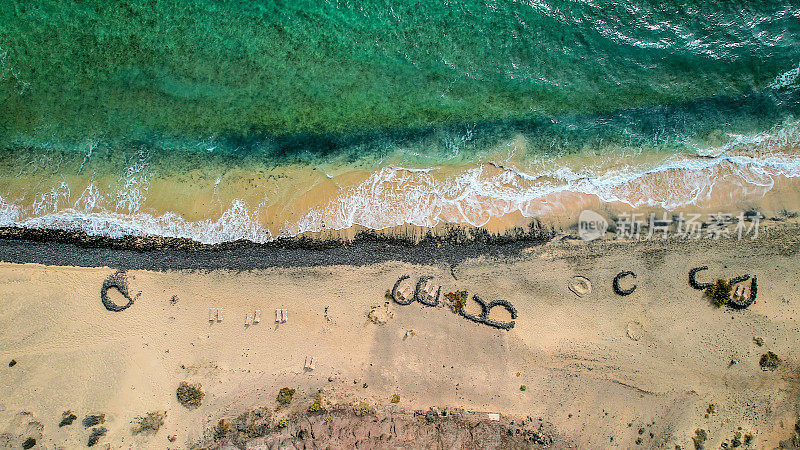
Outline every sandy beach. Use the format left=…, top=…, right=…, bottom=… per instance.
left=0, top=219, right=797, bottom=448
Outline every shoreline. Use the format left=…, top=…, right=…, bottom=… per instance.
left=0, top=210, right=798, bottom=270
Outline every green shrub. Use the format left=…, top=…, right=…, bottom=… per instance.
left=276, top=387, right=295, bottom=405
left=308, top=394, right=323, bottom=413
left=132, top=411, right=166, bottom=435
left=705, top=279, right=731, bottom=307
left=176, top=382, right=204, bottom=408
left=760, top=352, right=780, bottom=370
left=352, top=401, right=373, bottom=416
left=692, top=428, right=707, bottom=450
left=520, top=385, right=527, bottom=391
left=277, top=418, right=288, bottom=428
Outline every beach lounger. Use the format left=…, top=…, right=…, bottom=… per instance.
left=253, top=310, right=261, bottom=324
left=275, top=309, right=281, bottom=323
left=245, top=312, right=252, bottom=325
left=216, top=309, right=223, bottom=322
left=304, top=356, right=316, bottom=370
left=281, top=309, right=287, bottom=323
left=209, top=308, right=216, bottom=322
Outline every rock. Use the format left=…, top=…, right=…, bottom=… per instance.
left=83, top=414, right=106, bottom=428
left=59, top=411, right=77, bottom=427
left=87, top=427, right=107, bottom=447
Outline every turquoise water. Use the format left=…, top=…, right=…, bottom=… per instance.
left=0, top=1, right=799, bottom=242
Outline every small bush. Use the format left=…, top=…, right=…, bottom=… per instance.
left=692, top=428, right=707, bottom=450
left=760, top=352, right=780, bottom=370
left=705, top=279, right=731, bottom=307
left=276, top=387, right=295, bottom=406
left=520, top=385, right=527, bottom=391
left=390, top=394, right=400, bottom=403
left=176, top=382, right=205, bottom=408
left=731, top=431, right=742, bottom=447
left=353, top=401, right=373, bottom=416
left=132, top=411, right=166, bottom=435
left=445, top=290, right=468, bottom=313
left=308, top=394, right=323, bottom=413
left=277, top=418, right=288, bottom=428
left=213, top=419, right=230, bottom=440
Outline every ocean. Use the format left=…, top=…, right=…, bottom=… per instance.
left=0, top=0, right=799, bottom=243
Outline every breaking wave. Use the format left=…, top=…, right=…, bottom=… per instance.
left=0, top=120, right=799, bottom=244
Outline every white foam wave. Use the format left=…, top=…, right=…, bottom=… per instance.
left=292, top=147, right=800, bottom=233
left=769, top=61, right=800, bottom=90
left=2, top=123, right=800, bottom=244
left=7, top=199, right=272, bottom=245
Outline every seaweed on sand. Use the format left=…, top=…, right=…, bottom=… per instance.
left=391, top=275, right=414, bottom=305
left=100, top=270, right=139, bottom=312
left=414, top=276, right=440, bottom=307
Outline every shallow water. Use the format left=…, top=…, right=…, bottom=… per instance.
left=1, top=1, right=799, bottom=242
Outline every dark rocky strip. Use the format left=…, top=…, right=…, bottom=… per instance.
left=0, top=224, right=554, bottom=271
